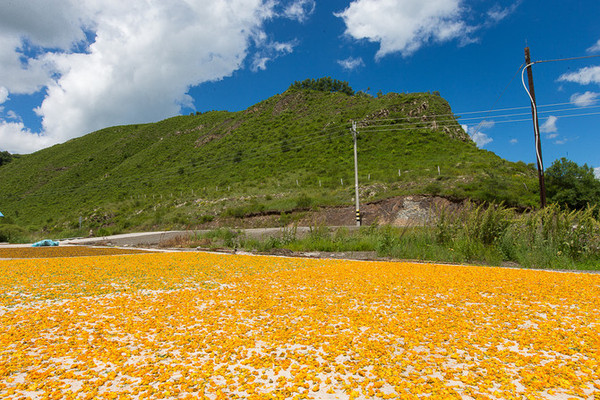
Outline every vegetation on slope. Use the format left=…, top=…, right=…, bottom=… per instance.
left=180, top=203, right=600, bottom=270
left=0, top=85, right=540, bottom=238
left=0, top=151, right=17, bottom=167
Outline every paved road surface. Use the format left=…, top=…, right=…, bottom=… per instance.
left=56, top=226, right=361, bottom=247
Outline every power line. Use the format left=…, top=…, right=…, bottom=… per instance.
left=2, top=117, right=470, bottom=202
left=469, top=62, right=525, bottom=139
left=352, top=100, right=596, bottom=125
left=4, top=80, right=600, bottom=204
left=363, top=111, right=600, bottom=131
left=357, top=105, right=600, bottom=132
left=458, top=54, right=600, bottom=138
left=530, top=54, right=600, bottom=66
left=521, top=50, right=600, bottom=208
left=5, top=106, right=600, bottom=202
left=1, top=115, right=597, bottom=204
left=523, top=48, right=545, bottom=207
left=531, top=110, right=600, bottom=120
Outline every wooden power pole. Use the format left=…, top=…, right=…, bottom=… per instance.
left=351, top=121, right=361, bottom=226
left=524, top=47, right=547, bottom=208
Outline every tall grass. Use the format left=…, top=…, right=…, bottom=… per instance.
left=187, top=203, right=600, bottom=270
left=502, top=205, right=600, bottom=269
left=405, top=202, right=600, bottom=269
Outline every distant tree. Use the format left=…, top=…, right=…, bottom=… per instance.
left=545, top=157, right=600, bottom=209
left=0, top=151, right=14, bottom=167
left=289, top=77, right=354, bottom=96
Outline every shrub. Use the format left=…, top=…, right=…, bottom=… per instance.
left=546, top=158, right=600, bottom=210
left=375, top=225, right=399, bottom=255
left=198, top=214, right=214, bottom=224
left=295, top=194, right=313, bottom=209
left=222, top=202, right=266, bottom=218
left=0, top=224, right=28, bottom=243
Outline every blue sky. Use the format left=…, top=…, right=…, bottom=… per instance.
left=1, top=0, right=599, bottom=177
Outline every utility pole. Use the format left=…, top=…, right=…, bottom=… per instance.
left=351, top=121, right=361, bottom=226
left=524, top=47, right=547, bottom=208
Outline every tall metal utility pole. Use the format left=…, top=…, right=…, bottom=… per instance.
left=351, top=121, right=361, bottom=226
left=524, top=47, right=547, bottom=208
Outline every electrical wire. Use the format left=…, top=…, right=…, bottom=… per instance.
left=346, top=100, right=595, bottom=126
left=530, top=54, right=600, bottom=66
left=469, top=62, right=525, bottom=139
left=522, top=61, right=544, bottom=172
left=21, top=95, right=587, bottom=191
left=4, top=67, right=600, bottom=204
left=5, top=105, right=600, bottom=202
left=361, top=111, right=600, bottom=134
left=8, top=102, right=600, bottom=193
left=355, top=105, right=600, bottom=133
left=519, top=53, right=600, bottom=175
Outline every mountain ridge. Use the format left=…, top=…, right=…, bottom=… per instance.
left=0, top=87, right=538, bottom=237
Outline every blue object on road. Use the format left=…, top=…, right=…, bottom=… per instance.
left=32, top=239, right=59, bottom=247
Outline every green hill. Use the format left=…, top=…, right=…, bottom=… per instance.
left=0, top=85, right=539, bottom=238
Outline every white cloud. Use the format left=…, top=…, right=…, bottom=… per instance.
left=570, top=91, right=599, bottom=107
left=476, top=120, right=495, bottom=130
left=461, top=120, right=494, bottom=148
left=594, top=167, right=600, bottom=180
left=251, top=57, right=271, bottom=72
left=283, top=0, right=316, bottom=22
left=272, top=42, right=295, bottom=53
left=470, top=132, right=492, bottom=148
left=6, top=110, right=20, bottom=121
left=486, top=1, right=521, bottom=23
left=540, top=115, right=558, bottom=134
left=251, top=40, right=296, bottom=71
left=338, top=57, right=365, bottom=71
left=335, top=0, right=519, bottom=59
left=336, top=0, right=469, bottom=58
left=588, top=39, right=600, bottom=54
left=0, top=121, right=56, bottom=154
left=510, top=138, right=518, bottom=144
left=0, top=28, right=63, bottom=95
left=0, top=0, right=284, bottom=153
left=0, top=0, right=90, bottom=49
left=558, top=66, right=600, bottom=86
left=0, top=87, right=8, bottom=104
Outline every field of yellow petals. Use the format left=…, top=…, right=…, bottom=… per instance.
left=0, top=246, right=150, bottom=259
left=1, top=252, right=599, bottom=399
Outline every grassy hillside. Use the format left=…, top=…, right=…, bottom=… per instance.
left=0, top=88, right=539, bottom=238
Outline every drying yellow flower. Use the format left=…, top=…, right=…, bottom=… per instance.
left=0, top=251, right=598, bottom=399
